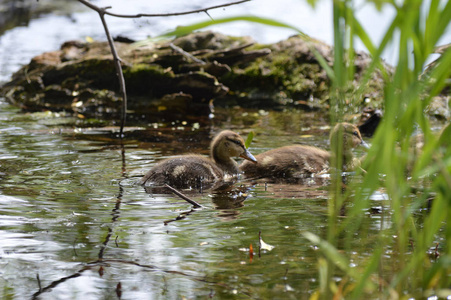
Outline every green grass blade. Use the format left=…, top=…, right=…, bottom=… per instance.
left=244, top=131, right=254, bottom=149
left=158, top=15, right=308, bottom=39
left=302, top=231, right=376, bottom=291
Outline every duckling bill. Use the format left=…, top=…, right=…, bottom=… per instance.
left=240, top=123, right=368, bottom=181
left=140, top=130, right=257, bottom=189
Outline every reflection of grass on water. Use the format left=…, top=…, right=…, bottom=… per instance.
left=162, top=1, right=451, bottom=299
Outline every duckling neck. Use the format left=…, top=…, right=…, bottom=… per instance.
left=211, top=148, right=239, bottom=175
left=342, top=151, right=355, bottom=170
left=330, top=149, right=355, bottom=170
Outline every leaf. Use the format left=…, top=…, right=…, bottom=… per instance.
left=259, top=234, right=274, bottom=251
left=245, top=131, right=254, bottom=149
left=159, top=15, right=309, bottom=39
left=306, top=0, right=319, bottom=8
left=132, top=15, right=310, bottom=49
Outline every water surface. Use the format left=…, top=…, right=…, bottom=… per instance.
left=0, top=99, right=391, bottom=299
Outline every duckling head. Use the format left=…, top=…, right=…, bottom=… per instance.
left=211, top=130, right=257, bottom=164
left=329, top=122, right=368, bottom=169
left=330, top=122, right=369, bottom=151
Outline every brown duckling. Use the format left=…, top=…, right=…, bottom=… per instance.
left=240, top=123, right=369, bottom=181
left=140, top=130, right=257, bottom=189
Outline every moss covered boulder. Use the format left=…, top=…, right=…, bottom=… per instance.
left=1, top=31, right=391, bottom=119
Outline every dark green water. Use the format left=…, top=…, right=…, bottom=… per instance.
left=0, top=99, right=404, bottom=299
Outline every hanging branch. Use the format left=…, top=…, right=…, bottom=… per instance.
left=76, top=0, right=250, bottom=136
left=84, top=0, right=250, bottom=19
left=169, top=43, right=206, bottom=64
left=77, top=0, right=128, bottom=137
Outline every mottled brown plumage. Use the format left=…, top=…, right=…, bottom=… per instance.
left=140, top=130, right=256, bottom=189
left=240, top=123, right=368, bottom=181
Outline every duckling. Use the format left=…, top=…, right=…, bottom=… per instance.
left=240, top=123, right=368, bottom=181
left=140, top=130, right=257, bottom=189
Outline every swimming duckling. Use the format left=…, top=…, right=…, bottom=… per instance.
left=240, top=123, right=369, bottom=181
left=140, top=130, right=257, bottom=189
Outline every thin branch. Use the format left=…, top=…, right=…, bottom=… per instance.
left=95, top=0, right=251, bottom=19
left=169, top=43, right=206, bottom=64
left=164, top=184, right=203, bottom=208
left=76, top=0, right=250, bottom=136
left=204, top=10, right=214, bottom=21
left=98, top=11, right=127, bottom=137
left=164, top=208, right=197, bottom=225
left=77, top=0, right=127, bottom=137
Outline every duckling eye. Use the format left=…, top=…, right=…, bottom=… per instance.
left=353, top=131, right=359, bottom=137
left=227, top=138, right=243, bottom=148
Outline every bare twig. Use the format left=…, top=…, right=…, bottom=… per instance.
left=90, top=0, right=251, bottom=19
left=76, top=0, right=250, bottom=136
left=164, top=184, right=203, bottom=208
left=77, top=0, right=128, bottom=137
left=169, top=43, right=206, bottom=64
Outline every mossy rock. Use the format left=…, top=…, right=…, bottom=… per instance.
left=1, top=30, right=393, bottom=119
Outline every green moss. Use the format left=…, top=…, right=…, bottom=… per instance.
left=43, top=59, right=117, bottom=90
left=123, top=63, right=175, bottom=96
left=1, top=31, right=392, bottom=116
left=222, top=49, right=330, bottom=107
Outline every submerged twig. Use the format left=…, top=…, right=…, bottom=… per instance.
left=73, top=238, right=78, bottom=257
left=164, top=184, right=203, bottom=208
left=32, top=267, right=90, bottom=299
left=163, top=208, right=197, bottom=225
left=36, top=273, right=42, bottom=292
left=32, top=251, right=254, bottom=298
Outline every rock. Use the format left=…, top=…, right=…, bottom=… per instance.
left=425, top=96, right=450, bottom=120
left=0, top=31, right=393, bottom=119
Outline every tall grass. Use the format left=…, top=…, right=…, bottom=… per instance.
left=154, top=1, right=451, bottom=298
left=314, top=0, right=451, bottom=299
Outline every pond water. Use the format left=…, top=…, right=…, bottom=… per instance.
left=0, top=98, right=390, bottom=299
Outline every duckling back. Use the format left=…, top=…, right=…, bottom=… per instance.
left=240, top=145, right=330, bottom=181
left=240, top=123, right=367, bottom=181
left=140, top=155, right=223, bottom=188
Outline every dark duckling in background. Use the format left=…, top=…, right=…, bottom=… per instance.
left=140, top=130, right=257, bottom=189
left=240, top=123, right=369, bottom=181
